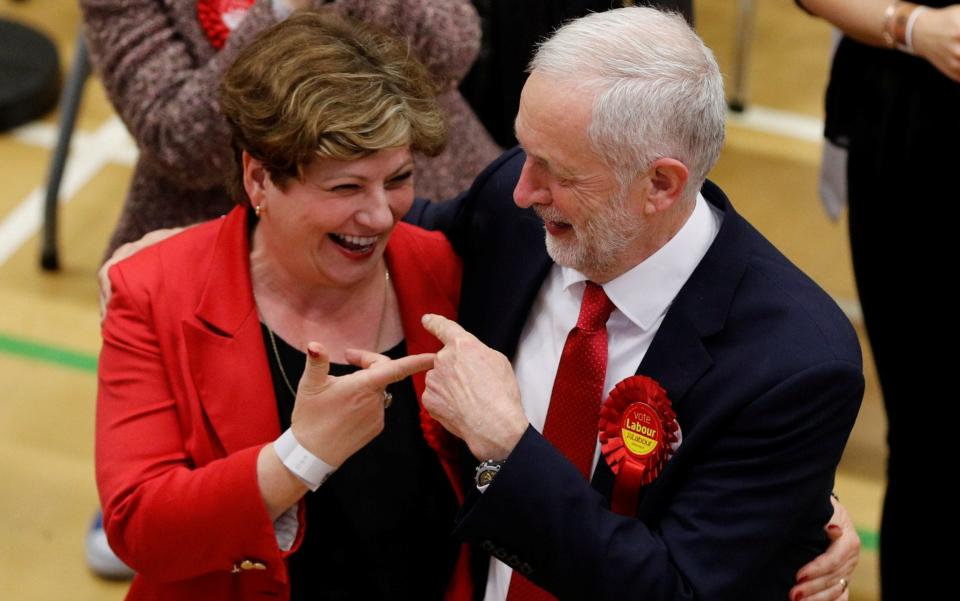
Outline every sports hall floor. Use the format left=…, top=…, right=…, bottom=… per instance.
left=0, top=1, right=885, bottom=599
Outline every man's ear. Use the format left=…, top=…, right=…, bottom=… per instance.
left=242, top=151, right=269, bottom=205
left=640, top=158, right=689, bottom=216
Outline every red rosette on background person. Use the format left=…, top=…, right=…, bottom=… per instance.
left=198, top=0, right=255, bottom=50
left=598, top=375, right=679, bottom=516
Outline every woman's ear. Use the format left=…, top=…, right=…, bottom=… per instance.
left=242, top=151, right=269, bottom=205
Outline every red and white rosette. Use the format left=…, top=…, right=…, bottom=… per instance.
left=197, top=0, right=255, bottom=50
left=598, top=375, right=678, bottom=516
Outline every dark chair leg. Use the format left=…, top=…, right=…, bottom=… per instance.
left=41, top=33, right=91, bottom=271
left=728, top=0, right=755, bottom=113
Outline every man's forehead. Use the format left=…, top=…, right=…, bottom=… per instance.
left=515, top=84, right=594, bottom=175
left=514, top=113, right=562, bottom=172
left=520, top=73, right=596, bottom=128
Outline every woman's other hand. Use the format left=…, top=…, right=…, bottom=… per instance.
left=789, top=495, right=860, bottom=601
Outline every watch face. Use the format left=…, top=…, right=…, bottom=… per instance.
left=478, top=469, right=497, bottom=487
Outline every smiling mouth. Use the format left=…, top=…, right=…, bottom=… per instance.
left=544, top=220, right=573, bottom=236
left=329, top=233, right=379, bottom=253
left=534, top=208, right=572, bottom=235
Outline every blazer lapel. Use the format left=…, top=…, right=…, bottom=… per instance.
left=591, top=285, right=717, bottom=503
left=641, top=181, right=751, bottom=411
left=592, top=181, right=753, bottom=511
left=184, top=207, right=280, bottom=455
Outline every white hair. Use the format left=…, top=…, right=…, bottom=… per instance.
left=530, top=7, right=725, bottom=197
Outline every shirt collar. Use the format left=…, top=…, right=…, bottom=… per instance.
left=560, top=192, right=721, bottom=331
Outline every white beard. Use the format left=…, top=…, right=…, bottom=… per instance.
left=538, top=189, right=643, bottom=279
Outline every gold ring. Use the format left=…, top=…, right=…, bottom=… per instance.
left=839, top=578, right=848, bottom=592
left=383, top=391, right=393, bottom=409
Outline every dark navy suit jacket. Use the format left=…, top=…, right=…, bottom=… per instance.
left=406, top=148, right=863, bottom=600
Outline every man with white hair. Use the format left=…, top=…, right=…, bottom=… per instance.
left=413, top=7, right=863, bottom=600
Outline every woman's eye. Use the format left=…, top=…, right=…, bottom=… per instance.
left=387, top=171, right=414, bottom=187
left=329, top=183, right=360, bottom=192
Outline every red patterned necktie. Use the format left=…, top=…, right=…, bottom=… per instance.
left=505, top=281, right=615, bottom=601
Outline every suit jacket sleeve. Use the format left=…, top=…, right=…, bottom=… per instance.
left=454, top=359, right=863, bottom=600
left=405, top=147, right=526, bottom=253
left=96, top=255, right=292, bottom=582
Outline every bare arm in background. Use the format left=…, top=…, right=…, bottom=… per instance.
left=799, top=0, right=960, bottom=81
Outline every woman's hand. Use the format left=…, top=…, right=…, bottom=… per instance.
left=789, top=496, right=861, bottom=601
left=258, top=344, right=434, bottom=519
left=291, top=344, right=435, bottom=467
left=913, top=5, right=960, bottom=82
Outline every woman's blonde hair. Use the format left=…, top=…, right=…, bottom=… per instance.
left=219, top=10, right=447, bottom=204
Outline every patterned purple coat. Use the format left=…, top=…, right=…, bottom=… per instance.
left=81, top=0, right=501, bottom=257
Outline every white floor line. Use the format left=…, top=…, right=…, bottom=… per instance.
left=0, top=118, right=136, bottom=266
left=10, top=118, right=137, bottom=166
left=12, top=121, right=92, bottom=149
left=726, top=105, right=824, bottom=143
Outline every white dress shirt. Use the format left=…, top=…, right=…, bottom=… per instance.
left=483, top=193, right=722, bottom=601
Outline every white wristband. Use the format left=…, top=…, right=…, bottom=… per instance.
left=274, top=428, right=336, bottom=491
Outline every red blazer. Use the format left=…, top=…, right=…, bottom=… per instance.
left=97, top=206, right=468, bottom=600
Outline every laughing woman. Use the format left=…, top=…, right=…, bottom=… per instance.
left=96, top=12, right=470, bottom=600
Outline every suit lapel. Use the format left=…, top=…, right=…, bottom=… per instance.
left=184, top=207, right=280, bottom=455
left=640, top=181, right=751, bottom=406
left=593, top=181, right=753, bottom=509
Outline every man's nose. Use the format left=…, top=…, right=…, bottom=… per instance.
left=513, top=157, right=551, bottom=208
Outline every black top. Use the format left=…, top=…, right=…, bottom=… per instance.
left=261, top=326, right=459, bottom=600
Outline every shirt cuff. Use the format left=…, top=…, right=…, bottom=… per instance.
left=273, top=504, right=299, bottom=551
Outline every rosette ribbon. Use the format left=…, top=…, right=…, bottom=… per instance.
left=598, top=375, right=678, bottom=516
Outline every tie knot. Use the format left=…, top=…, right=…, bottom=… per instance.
left=577, top=282, right=615, bottom=331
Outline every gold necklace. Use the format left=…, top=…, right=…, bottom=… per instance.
left=267, top=326, right=297, bottom=397
left=374, top=267, right=390, bottom=353
left=265, top=265, right=391, bottom=398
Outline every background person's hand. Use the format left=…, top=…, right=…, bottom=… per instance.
left=913, top=5, right=960, bottom=82
left=272, top=0, right=314, bottom=14
left=98, top=226, right=185, bottom=320
left=291, top=343, right=434, bottom=467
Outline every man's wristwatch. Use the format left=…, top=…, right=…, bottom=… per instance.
left=475, top=459, right=507, bottom=492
